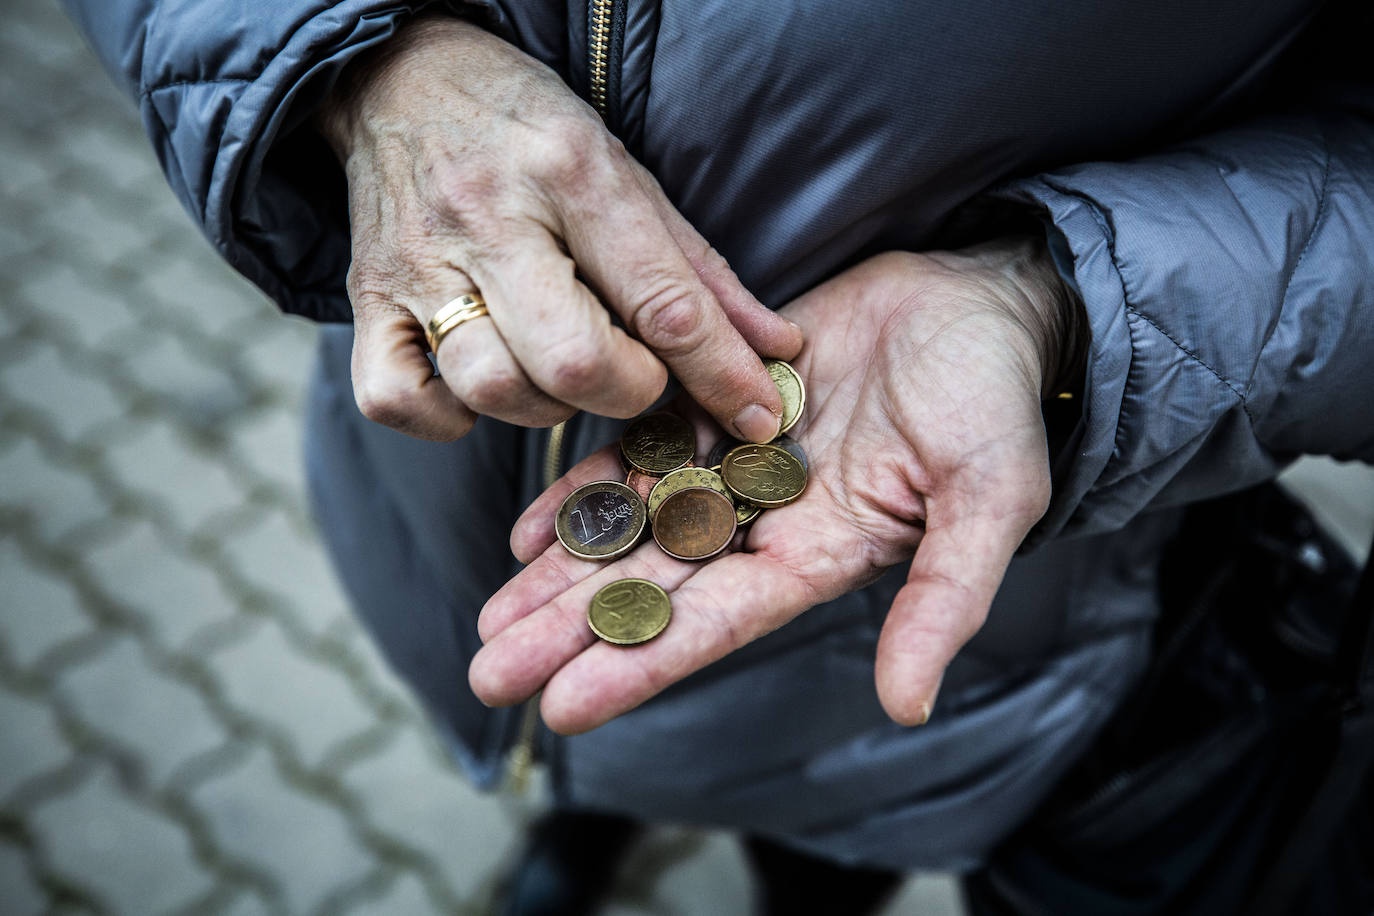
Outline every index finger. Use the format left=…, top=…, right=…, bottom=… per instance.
left=554, top=178, right=792, bottom=444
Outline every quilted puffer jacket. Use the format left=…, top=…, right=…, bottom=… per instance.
left=63, top=0, right=1374, bottom=869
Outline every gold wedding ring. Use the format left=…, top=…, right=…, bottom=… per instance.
left=426, top=294, right=489, bottom=353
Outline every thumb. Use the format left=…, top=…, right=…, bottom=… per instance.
left=874, top=502, right=1030, bottom=726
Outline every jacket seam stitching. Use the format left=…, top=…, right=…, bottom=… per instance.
left=141, top=77, right=253, bottom=100
left=1038, top=176, right=1256, bottom=428
left=1258, top=127, right=1331, bottom=395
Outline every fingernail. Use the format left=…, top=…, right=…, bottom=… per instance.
left=786, top=318, right=803, bottom=333
left=734, top=404, right=780, bottom=443
left=918, top=702, right=932, bottom=726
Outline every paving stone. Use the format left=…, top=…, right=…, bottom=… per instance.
left=218, top=513, right=352, bottom=632
left=14, top=262, right=145, bottom=351
left=30, top=763, right=215, bottom=914
left=191, top=746, right=373, bottom=914
left=345, top=874, right=438, bottom=916
left=205, top=620, right=378, bottom=768
left=0, top=438, right=112, bottom=543
left=117, top=335, right=253, bottom=426
left=82, top=520, right=239, bottom=649
left=58, top=122, right=163, bottom=194
left=879, top=874, right=966, bottom=916
left=341, top=729, right=518, bottom=901
left=0, top=692, right=71, bottom=801
left=604, top=828, right=751, bottom=916
left=0, top=841, right=47, bottom=916
left=237, top=319, right=319, bottom=399
left=56, top=635, right=226, bottom=788
left=140, top=257, right=274, bottom=338
left=218, top=891, right=273, bottom=916
left=0, top=541, right=93, bottom=670
left=0, top=210, right=42, bottom=264
left=102, top=421, right=249, bottom=533
left=0, top=341, right=130, bottom=443
left=42, top=189, right=162, bottom=269
left=225, top=405, right=308, bottom=499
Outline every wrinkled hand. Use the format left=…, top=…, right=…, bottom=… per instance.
left=317, top=16, right=800, bottom=441
left=470, top=240, right=1077, bottom=733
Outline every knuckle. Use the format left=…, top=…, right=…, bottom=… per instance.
left=353, top=378, right=412, bottom=429
left=540, top=337, right=607, bottom=400
left=461, top=360, right=528, bottom=414
left=525, top=116, right=613, bottom=185
left=633, top=286, right=706, bottom=353
left=424, top=156, right=502, bottom=223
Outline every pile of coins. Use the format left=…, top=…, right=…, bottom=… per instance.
left=555, top=359, right=809, bottom=645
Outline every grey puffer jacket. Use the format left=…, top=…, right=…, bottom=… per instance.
left=63, top=0, right=1374, bottom=870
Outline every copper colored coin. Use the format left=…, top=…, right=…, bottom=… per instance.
left=625, top=468, right=660, bottom=504
left=647, top=466, right=731, bottom=520
left=652, top=487, right=737, bottom=561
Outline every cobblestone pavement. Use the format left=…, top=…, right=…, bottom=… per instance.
left=0, top=2, right=977, bottom=913
left=5, top=3, right=1372, bottom=916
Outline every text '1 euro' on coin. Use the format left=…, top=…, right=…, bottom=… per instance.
left=556, top=481, right=647, bottom=560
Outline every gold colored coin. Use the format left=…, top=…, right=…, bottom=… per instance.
left=555, top=481, right=647, bottom=560
left=652, top=487, right=737, bottom=561
left=735, top=501, right=762, bottom=525
left=621, top=412, right=695, bottom=475
left=588, top=578, right=671, bottom=645
left=721, top=444, right=807, bottom=508
left=647, top=466, right=731, bottom=520
left=764, top=359, right=806, bottom=434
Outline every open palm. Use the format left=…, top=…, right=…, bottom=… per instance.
left=470, top=245, right=1064, bottom=732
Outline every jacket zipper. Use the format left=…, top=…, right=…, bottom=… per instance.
left=510, top=0, right=621, bottom=796
left=588, top=0, right=615, bottom=117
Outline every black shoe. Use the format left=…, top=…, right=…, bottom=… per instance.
left=499, top=809, right=641, bottom=916
left=744, top=834, right=904, bottom=916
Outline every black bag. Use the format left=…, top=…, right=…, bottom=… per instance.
left=968, top=482, right=1374, bottom=916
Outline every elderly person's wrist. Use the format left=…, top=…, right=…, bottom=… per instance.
left=929, top=235, right=1087, bottom=401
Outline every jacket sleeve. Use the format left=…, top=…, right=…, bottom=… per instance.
left=58, top=0, right=521, bottom=323
left=994, top=81, right=1374, bottom=542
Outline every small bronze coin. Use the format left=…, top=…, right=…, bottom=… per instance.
left=721, top=444, right=807, bottom=508
left=625, top=468, right=660, bottom=504
left=764, top=359, right=806, bottom=434
left=621, top=412, right=695, bottom=475
left=555, top=481, right=647, bottom=560
left=652, top=487, right=738, bottom=561
left=588, top=578, right=671, bottom=645
left=646, top=466, right=731, bottom=520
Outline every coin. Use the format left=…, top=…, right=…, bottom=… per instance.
left=588, top=578, right=671, bottom=645
left=647, top=466, right=732, bottom=520
left=764, top=359, right=806, bottom=434
left=652, top=487, right=738, bottom=561
left=773, top=434, right=809, bottom=472
left=621, top=412, right=695, bottom=475
left=555, top=481, right=647, bottom=560
left=625, top=468, right=660, bottom=504
left=721, top=444, right=807, bottom=507
left=735, top=501, right=762, bottom=525
left=705, top=436, right=744, bottom=468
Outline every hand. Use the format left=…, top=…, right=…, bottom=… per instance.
left=317, top=16, right=801, bottom=442
left=469, top=239, right=1078, bottom=733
